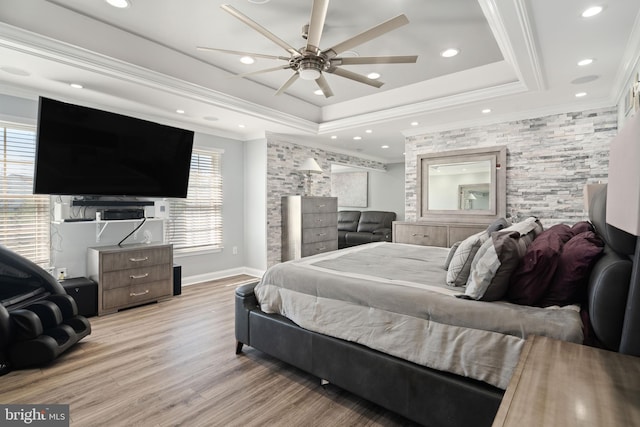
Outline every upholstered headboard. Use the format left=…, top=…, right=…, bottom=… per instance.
left=587, top=185, right=635, bottom=351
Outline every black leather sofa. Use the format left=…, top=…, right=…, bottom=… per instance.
left=0, top=245, right=91, bottom=375
left=338, top=210, right=396, bottom=249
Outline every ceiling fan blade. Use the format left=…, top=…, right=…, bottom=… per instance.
left=322, top=14, right=410, bottom=58
left=305, top=0, right=330, bottom=53
left=197, top=46, right=290, bottom=61
left=221, top=4, right=300, bottom=57
left=233, top=65, right=292, bottom=78
left=334, top=55, right=418, bottom=65
left=274, top=73, right=300, bottom=96
left=315, top=74, right=334, bottom=98
left=328, top=67, right=384, bottom=88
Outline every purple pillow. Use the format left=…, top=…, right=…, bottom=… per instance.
left=538, top=231, right=604, bottom=307
left=508, top=230, right=564, bottom=305
left=571, top=221, right=594, bottom=235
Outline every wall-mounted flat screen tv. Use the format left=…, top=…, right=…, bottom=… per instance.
left=34, top=97, right=194, bottom=198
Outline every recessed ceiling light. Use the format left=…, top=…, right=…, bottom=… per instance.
left=482, top=108, right=491, bottom=114
left=248, top=0, right=270, bottom=4
left=575, top=92, right=588, bottom=98
left=330, top=135, right=337, bottom=139
left=353, top=136, right=362, bottom=140
left=581, top=6, right=603, bottom=18
left=203, top=116, right=219, bottom=121
left=176, top=109, right=185, bottom=114
left=381, top=145, right=389, bottom=149
left=105, top=0, right=131, bottom=8
left=238, top=124, right=246, bottom=128
left=411, top=121, right=419, bottom=126
left=367, top=72, right=381, bottom=80
left=314, top=89, right=324, bottom=96
left=577, top=58, right=594, bottom=66
left=365, top=129, right=373, bottom=134
left=70, top=83, right=83, bottom=89
left=440, top=48, right=459, bottom=58
left=240, top=56, right=255, bottom=65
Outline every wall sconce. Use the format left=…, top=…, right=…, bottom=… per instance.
left=299, top=158, right=323, bottom=196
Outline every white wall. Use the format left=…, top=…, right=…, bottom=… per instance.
left=366, top=162, right=406, bottom=221
left=243, top=138, right=267, bottom=274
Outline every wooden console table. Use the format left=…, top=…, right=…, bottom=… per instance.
left=492, top=335, right=640, bottom=427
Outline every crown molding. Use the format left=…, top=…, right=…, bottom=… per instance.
left=0, top=22, right=319, bottom=134
left=402, top=98, right=616, bottom=137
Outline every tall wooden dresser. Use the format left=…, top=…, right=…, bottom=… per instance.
left=281, top=196, right=338, bottom=261
left=87, top=243, right=173, bottom=315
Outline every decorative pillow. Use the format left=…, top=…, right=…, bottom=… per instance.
left=446, top=231, right=489, bottom=287
left=538, top=231, right=604, bottom=307
left=465, top=217, right=543, bottom=301
left=444, top=241, right=462, bottom=270
left=486, top=217, right=510, bottom=233
left=508, top=229, right=565, bottom=305
left=571, top=221, right=594, bottom=235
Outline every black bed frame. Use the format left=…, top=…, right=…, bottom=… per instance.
left=234, top=186, right=635, bottom=427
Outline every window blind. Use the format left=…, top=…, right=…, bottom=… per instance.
left=167, top=149, right=223, bottom=251
left=0, top=125, right=51, bottom=266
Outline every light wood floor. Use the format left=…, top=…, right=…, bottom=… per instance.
left=0, top=275, right=416, bottom=427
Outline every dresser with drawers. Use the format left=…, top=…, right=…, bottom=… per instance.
left=87, top=243, right=173, bottom=315
left=281, top=196, right=338, bottom=261
left=393, top=221, right=487, bottom=248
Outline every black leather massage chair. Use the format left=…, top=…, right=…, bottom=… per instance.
left=0, top=245, right=91, bottom=375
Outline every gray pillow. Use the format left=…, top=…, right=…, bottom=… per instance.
left=486, top=217, right=510, bottom=233
left=444, top=241, right=462, bottom=270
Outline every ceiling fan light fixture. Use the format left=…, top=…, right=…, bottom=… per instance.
left=298, top=58, right=323, bottom=80
left=240, top=56, right=255, bottom=65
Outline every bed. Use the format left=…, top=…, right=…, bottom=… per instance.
left=235, top=186, right=636, bottom=427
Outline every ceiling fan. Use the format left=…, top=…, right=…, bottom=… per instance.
left=197, top=1, right=418, bottom=98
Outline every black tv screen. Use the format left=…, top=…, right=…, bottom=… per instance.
left=34, top=97, right=194, bottom=198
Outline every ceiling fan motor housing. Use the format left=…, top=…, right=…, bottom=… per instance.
left=297, top=56, right=325, bottom=80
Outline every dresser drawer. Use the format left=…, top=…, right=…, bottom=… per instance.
left=301, top=198, right=337, bottom=214
left=102, top=280, right=172, bottom=311
left=302, top=212, right=337, bottom=229
left=302, top=226, right=338, bottom=244
left=301, top=240, right=338, bottom=257
left=394, top=224, right=448, bottom=247
left=101, top=264, right=172, bottom=290
left=100, top=246, right=171, bottom=272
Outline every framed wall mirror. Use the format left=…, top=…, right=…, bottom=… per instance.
left=417, top=146, right=506, bottom=224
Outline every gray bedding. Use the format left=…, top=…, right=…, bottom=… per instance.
left=255, top=242, right=584, bottom=389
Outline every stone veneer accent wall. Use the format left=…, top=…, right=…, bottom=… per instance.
left=267, top=137, right=386, bottom=266
left=405, top=107, right=617, bottom=225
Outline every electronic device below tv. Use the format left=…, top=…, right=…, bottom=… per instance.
left=33, top=97, right=195, bottom=198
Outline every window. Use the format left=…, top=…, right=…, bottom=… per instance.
left=0, top=124, right=50, bottom=266
left=167, top=148, right=223, bottom=251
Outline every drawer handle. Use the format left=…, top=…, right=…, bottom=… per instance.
left=130, top=273, right=149, bottom=279
left=317, top=247, right=326, bottom=251
left=317, top=232, right=326, bottom=236
left=130, top=289, right=150, bottom=297
left=317, top=204, right=326, bottom=208
left=129, top=257, right=149, bottom=262
left=316, top=219, right=323, bottom=222
left=412, top=233, right=429, bottom=238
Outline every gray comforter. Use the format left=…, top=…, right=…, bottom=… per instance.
left=255, top=242, right=584, bottom=389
